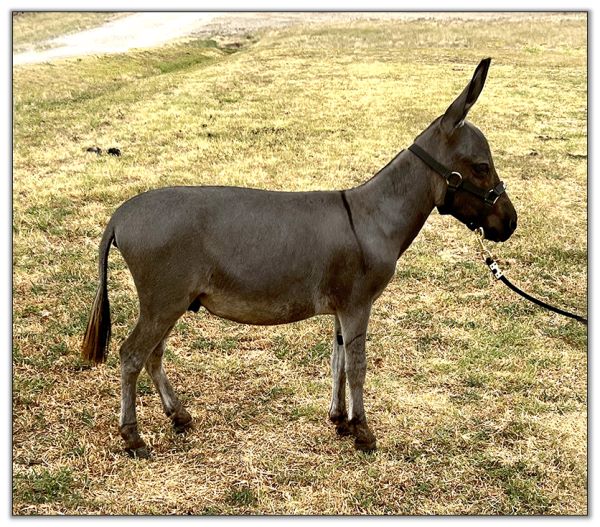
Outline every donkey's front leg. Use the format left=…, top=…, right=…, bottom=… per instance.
left=339, top=307, right=377, bottom=452
left=328, top=315, right=351, bottom=436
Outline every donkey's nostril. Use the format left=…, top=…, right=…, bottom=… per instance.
left=509, top=218, right=518, bottom=231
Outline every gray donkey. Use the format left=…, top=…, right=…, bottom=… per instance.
left=83, top=58, right=517, bottom=458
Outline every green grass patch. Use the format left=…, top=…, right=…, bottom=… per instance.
left=13, top=467, right=82, bottom=507
left=227, top=485, right=257, bottom=508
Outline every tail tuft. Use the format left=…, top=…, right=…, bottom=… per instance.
left=81, top=285, right=111, bottom=364
left=81, top=225, right=114, bottom=364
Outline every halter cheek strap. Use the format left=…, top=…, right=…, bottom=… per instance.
left=407, top=143, right=506, bottom=217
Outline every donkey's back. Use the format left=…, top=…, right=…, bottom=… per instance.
left=110, top=185, right=365, bottom=325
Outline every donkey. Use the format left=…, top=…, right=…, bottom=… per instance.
left=82, top=58, right=517, bottom=458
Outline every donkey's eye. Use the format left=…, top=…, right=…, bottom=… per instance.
left=473, top=163, right=490, bottom=177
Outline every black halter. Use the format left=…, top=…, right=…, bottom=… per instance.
left=408, top=143, right=506, bottom=216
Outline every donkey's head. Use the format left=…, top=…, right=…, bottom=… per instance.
left=412, top=58, right=517, bottom=242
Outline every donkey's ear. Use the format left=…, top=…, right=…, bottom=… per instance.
left=440, top=58, right=491, bottom=134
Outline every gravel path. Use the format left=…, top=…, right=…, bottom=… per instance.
left=13, top=11, right=570, bottom=66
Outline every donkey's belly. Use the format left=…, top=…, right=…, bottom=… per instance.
left=198, top=291, right=327, bottom=326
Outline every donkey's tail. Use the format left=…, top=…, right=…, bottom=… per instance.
left=81, top=223, right=114, bottom=364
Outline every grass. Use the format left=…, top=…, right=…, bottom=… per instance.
left=12, top=13, right=586, bottom=515
left=13, top=467, right=82, bottom=507
left=12, top=12, right=128, bottom=54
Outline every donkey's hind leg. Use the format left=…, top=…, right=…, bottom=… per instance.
left=328, top=315, right=351, bottom=436
left=119, top=313, right=178, bottom=458
left=145, top=331, right=193, bottom=433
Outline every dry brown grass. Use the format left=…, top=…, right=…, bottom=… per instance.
left=13, top=13, right=586, bottom=515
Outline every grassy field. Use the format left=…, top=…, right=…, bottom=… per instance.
left=12, top=13, right=587, bottom=515
left=12, top=11, right=128, bottom=54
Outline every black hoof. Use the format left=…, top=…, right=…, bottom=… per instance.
left=354, top=437, right=377, bottom=453
left=348, top=418, right=377, bottom=452
left=329, top=412, right=352, bottom=437
left=173, top=416, right=194, bottom=434
left=335, top=420, right=353, bottom=437
left=170, top=408, right=193, bottom=434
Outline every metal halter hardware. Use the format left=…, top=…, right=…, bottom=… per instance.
left=408, top=143, right=506, bottom=216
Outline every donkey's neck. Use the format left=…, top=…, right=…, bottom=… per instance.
left=347, top=148, right=440, bottom=259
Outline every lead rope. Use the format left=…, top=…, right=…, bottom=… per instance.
left=474, top=229, right=587, bottom=325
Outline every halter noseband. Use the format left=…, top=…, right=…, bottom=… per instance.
left=408, top=143, right=506, bottom=218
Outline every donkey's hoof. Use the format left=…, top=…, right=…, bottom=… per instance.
left=171, top=409, right=193, bottom=434
left=335, top=420, right=353, bottom=437
left=329, top=412, right=352, bottom=437
left=350, top=420, right=377, bottom=452
left=354, top=436, right=377, bottom=453
left=125, top=445, right=151, bottom=459
left=172, top=416, right=194, bottom=434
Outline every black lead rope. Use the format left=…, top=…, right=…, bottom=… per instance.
left=477, top=233, right=587, bottom=325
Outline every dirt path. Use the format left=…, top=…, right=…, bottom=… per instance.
left=13, top=11, right=571, bottom=66
left=13, top=12, right=222, bottom=65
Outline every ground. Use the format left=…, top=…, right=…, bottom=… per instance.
left=12, top=12, right=587, bottom=515
left=14, top=11, right=582, bottom=64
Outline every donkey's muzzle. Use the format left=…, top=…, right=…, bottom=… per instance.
left=484, top=214, right=517, bottom=242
